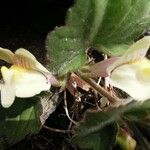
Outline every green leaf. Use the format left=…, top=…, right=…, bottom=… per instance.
left=46, top=27, right=86, bottom=75
left=124, top=99, right=150, bottom=118
left=68, top=0, right=150, bottom=55
left=72, top=111, right=118, bottom=150
left=47, top=0, right=150, bottom=75
left=93, top=0, right=150, bottom=55
left=0, top=97, right=41, bottom=145
left=72, top=100, right=150, bottom=149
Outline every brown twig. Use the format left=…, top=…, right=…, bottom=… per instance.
left=64, top=90, right=77, bottom=125
left=78, top=72, right=118, bottom=104
left=43, top=125, right=72, bottom=134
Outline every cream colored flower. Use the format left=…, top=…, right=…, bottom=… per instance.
left=108, top=36, right=150, bottom=101
left=0, top=48, right=56, bottom=108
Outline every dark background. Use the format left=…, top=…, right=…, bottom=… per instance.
left=0, top=0, right=74, bottom=63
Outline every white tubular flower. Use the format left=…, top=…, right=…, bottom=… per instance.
left=0, top=48, right=56, bottom=108
left=107, top=36, right=150, bottom=101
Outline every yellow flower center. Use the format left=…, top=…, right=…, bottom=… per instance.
left=134, top=59, right=150, bottom=83
left=10, top=65, right=32, bottom=81
left=137, top=68, right=150, bottom=83
left=10, top=65, right=27, bottom=72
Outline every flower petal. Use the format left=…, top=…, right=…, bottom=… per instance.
left=10, top=66, right=51, bottom=97
left=108, top=36, right=150, bottom=73
left=109, top=59, right=150, bottom=101
left=15, top=48, right=49, bottom=73
left=15, top=48, right=59, bottom=84
left=1, top=84, right=16, bottom=108
left=1, top=66, right=15, bottom=108
left=1, top=66, right=14, bottom=84
left=136, top=59, right=150, bottom=83
left=0, top=47, right=14, bottom=64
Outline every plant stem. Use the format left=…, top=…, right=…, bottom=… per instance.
left=43, top=125, right=72, bottom=134
left=78, top=72, right=117, bottom=103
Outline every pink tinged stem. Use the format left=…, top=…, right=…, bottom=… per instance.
left=45, top=73, right=59, bottom=86
left=90, top=57, right=119, bottom=77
